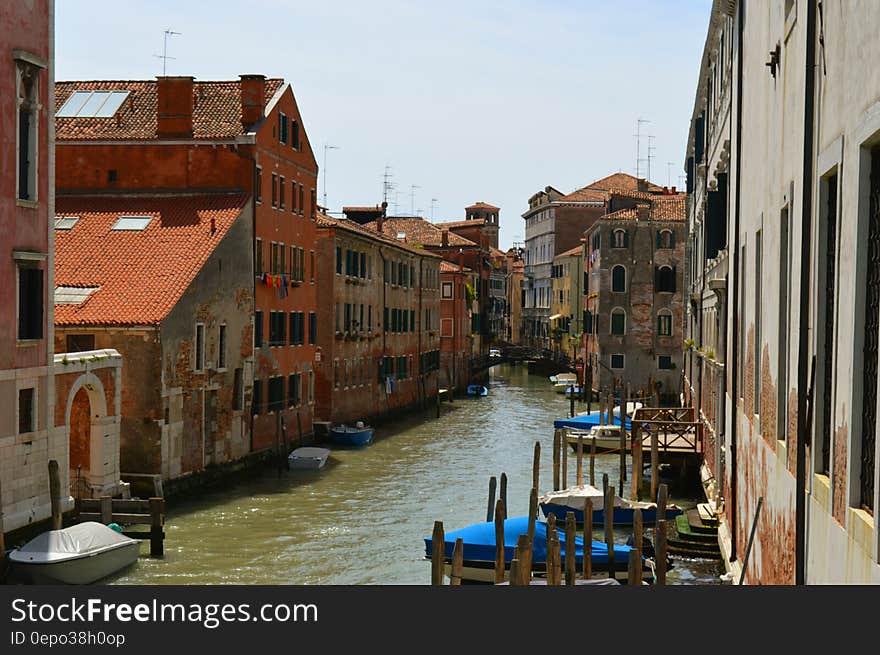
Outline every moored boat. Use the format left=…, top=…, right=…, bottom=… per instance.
left=288, top=446, right=331, bottom=470
left=539, top=484, right=684, bottom=526
left=9, top=522, right=140, bottom=585
left=423, top=516, right=652, bottom=583
left=565, top=425, right=629, bottom=454
left=549, top=372, right=577, bottom=385
left=466, top=384, right=488, bottom=397
left=329, top=422, right=374, bottom=446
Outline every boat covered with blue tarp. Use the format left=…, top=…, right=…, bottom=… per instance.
left=553, top=409, right=632, bottom=431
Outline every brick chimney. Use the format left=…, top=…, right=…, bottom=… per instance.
left=376, top=215, right=383, bottom=233
left=636, top=203, right=650, bottom=221
left=156, top=76, right=194, bottom=138
left=240, top=74, right=266, bottom=128
left=442, top=229, right=449, bottom=247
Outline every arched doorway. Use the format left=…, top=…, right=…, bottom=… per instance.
left=64, top=372, right=109, bottom=499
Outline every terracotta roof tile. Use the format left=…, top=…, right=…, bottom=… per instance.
left=439, top=260, right=472, bottom=273
left=556, top=245, right=585, bottom=258
left=559, top=187, right=608, bottom=203
left=55, top=79, right=284, bottom=141
left=363, top=217, right=477, bottom=248
left=435, top=218, right=487, bottom=229
left=317, top=213, right=441, bottom=258
left=586, top=172, right=664, bottom=193
left=465, top=201, right=500, bottom=210
left=54, top=193, right=249, bottom=326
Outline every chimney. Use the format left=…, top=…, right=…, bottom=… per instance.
left=671, top=186, right=677, bottom=194
left=240, top=74, right=266, bottom=128
left=376, top=215, right=384, bottom=233
left=637, top=203, right=650, bottom=221
left=442, top=229, right=449, bottom=247
left=156, top=76, right=194, bottom=138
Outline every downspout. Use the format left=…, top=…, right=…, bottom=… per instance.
left=795, top=0, right=818, bottom=586
left=249, top=160, right=257, bottom=454
left=728, top=0, right=745, bottom=562
left=418, top=256, right=423, bottom=409
left=379, top=246, right=388, bottom=412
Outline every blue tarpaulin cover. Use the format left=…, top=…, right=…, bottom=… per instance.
left=423, top=516, right=635, bottom=566
left=552, top=409, right=632, bottom=431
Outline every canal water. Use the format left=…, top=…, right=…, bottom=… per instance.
left=111, top=363, right=721, bottom=585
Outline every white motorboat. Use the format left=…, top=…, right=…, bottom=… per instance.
left=288, top=446, right=331, bottom=470
left=9, top=522, right=140, bottom=584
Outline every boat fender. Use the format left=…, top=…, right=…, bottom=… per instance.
left=108, top=523, right=123, bottom=533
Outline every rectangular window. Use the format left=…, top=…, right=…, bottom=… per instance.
left=17, top=64, right=39, bottom=202
left=658, top=314, right=672, bottom=337
left=279, top=113, right=289, bottom=145
left=311, top=189, right=317, bottom=220
left=819, top=172, right=838, bottom=475
left=658, top=356, right=673, bottom=370
left=442, top=282, right=453, bottom=299
left=252, top=379, right=263, bottom=415
left=308, top=370, right=314, bottom=403
left=18, top=266, right=43, bottom=340
left=368, top=306, right=372, bottom=331
left=291, top=119, right=300, bottom=150
left=778, top=206, right=790, bottom=445
left=410, top=310, right=415, bottom=333
left=255, top=239, right=263, bottom=276
left=255, top=167, right=262, bottom=203
left=610, top=354, right=625, bottom=370
left=233, top=368, right=243, bottom=411
left=334, top=360, right=340, bottom=389
left=308, top=312, right=316, bottom=344
left=291, top=178, right=298, bottom=213
left=255, top=311, right=263, bottom=348
left=288, top=373, right=300, bottom=407
left=66, top=334, right=94, bottom=352
left=754, top=229, right=762, bottom=417
left=299, top=185, right=304, bottom=215
left=268, top=377, right=284, bottom=412
left=336, top=246, right=342, bottom=275
left=18, top=387, right=35, bottom=434
left=279, top=176, right=286, bottom=209
left=271, top=174, right=277, bottom=208
left=195, top=324, right=205, bottom=371
left=310, top=251, right=315, bottom=283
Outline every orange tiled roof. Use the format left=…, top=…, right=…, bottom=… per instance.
left=55, top=78, right=284, bottom=140
left=599, top=194, right=685, bottom=222
left=465, top=201, right=500, bottom=210
left=435, top=218, right=488, bottom=229
left=439, top=260, right=472, bottom=273
left=316, top=213, right=441, bottom=258
left=54, top=193, right=249, bottom=326
left=586, top=172, right=664, bottom=193
left=556, top=244, right=585, bottom=258
left=363, top=217, right=477, bottom=248
left=559, top=187, right=607, bottom=203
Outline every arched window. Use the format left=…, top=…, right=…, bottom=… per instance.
left=613, top=229, right=628, bottom=248
left=611, top=308, right=626, bottom=335
left=657, top=310, right=673, bottom=336
left=657, top=229, right=675, bottom=249
left=655, top=265, right=676, bottom=293
left=612, top=265, right=626, bottom=293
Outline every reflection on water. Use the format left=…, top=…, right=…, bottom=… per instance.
left=111, top=364, right=721, bottom=585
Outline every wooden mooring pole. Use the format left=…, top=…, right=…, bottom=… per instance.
left=619, top=429, right=627, bottom=484
left=633, top=508, right=644, bottom=553
left=431, top=521, right=445, bottom=585
left=500, top=472, right=508, bottom=514
left=149, top=497, right=164, bottom=558
left=604, top=482, right=614, bottom=579
left=657, top=483, right=668, bottom=523
left=515, top=534, right=530, bottom=585
left=450, top=538, right=464, bottom=586
left=582, top=498, right=593, bottom=580
left=552, top=430, right=561, bottom=491
left=494, top=499, right=506, bottom=584
left=627, top=548, right=642, bottom=586
left=532, top=441, right=541, bottom=493
left=650, top=426, right=660, bottom=502
left=48, top=459, right=62, bottom=531
left=632, top=422, right=643, bottom=501
left=565, top=511, right=576, bottom=586
left=590, top=436, right=596, bottom=486
left=525, top=488, right=537, bottom=578
left=486, top=476, right=497, bottom=522
left=576, top=435, right=584, bottom=486
left=561, top=434, right=568, bottom=490
left=100, top=496, right=112, bottom=524
left=0, top=472, right=5, bottom=555
left=655, top=519, right=667, bottom=585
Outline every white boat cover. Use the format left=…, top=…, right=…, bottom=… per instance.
left=539, top=484, right=657, bottom=511
left=613, top=401, right=643, bottom=418
left=10, top=522, right=136, bottom=565
left=289, top=447, right=330, bottom=460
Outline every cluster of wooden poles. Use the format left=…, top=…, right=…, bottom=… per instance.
left=430, top=439, right=669, bottom=586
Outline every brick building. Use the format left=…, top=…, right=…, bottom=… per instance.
left=53, top=73, right=320, bottom=470
left=583, top=192, right=686, bottom=398
left=2, top=1, right=124, bottom=540
left=314, top=214, right=441, bottom=424
left=440, top=261, right=477, bottom=393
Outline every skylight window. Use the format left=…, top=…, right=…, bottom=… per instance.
left=55, top=286, right=99, bottom=305
left=57, top=90, right=130, bottom=118
left=54, top=216, right=80, bottom=230
left=111, top=216, right=152, bottom=231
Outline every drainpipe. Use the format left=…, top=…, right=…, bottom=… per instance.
left=379, top=246, right=388, bottom=412
left=418, top=256, right=423, bottom=409
left=728, top=0, right=745, bottom=562
left=795, top=0, right=818, bottom=586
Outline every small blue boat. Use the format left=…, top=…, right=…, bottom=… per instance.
left=424, top=516, right=648, bottom=583
left=329, top=422, right=374, bottom=446
left=466, top=384, right=488, bottom=397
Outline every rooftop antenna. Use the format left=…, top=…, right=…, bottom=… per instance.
left=667, top=161, right=675, bottom=188
left=382, top=165, right=393, bottom=204
left=430, top=198, right=438, bottom=221
left=647, top=135, right=656, bottom=184
left=410, top=184, right=421, bottom=216
left=633, top=118, right=650, bottom=179
left=153, top=29, right=182, bottom=76
left=322, top=144, right=340, bottom=210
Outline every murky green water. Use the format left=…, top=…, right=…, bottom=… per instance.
left=111, top=364, right=721, bottom=585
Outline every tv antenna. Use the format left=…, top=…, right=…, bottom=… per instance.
left=321, top=144, right=340, bottom=209
left=410, top=184, right=421, bottom=216
left=633, top=118, right=650, bottom=179
left=382, top=165, right=393, bottom=204
left=153, top=29, right=182, bottom=76
left=430, top=198, right=438, bottom=221
left=647, top=135, right=656, bottom=184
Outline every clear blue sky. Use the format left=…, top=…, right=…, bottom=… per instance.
left=56, top=0, right=711, bottom=250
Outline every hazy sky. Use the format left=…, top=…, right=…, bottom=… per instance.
left=56, top=0, right=711, bottom=250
